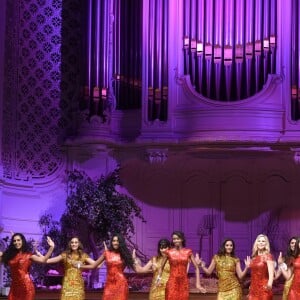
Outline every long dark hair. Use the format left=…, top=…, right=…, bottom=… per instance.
left=156, top=238, right=171, bottom=257
left=286, top=237, right=297, bottom=257
left=109, top=234, right=134, bottom=269
left=2, top=233, right=31, bottom=264
left=291, top=237, right=300, bottom=259
left=171, top=231, right=186, bottom=247
left=217, top=238, right=236, bottom=257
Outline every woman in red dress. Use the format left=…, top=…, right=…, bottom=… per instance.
left=280, top=236, right=300, bottom=300
left=157, top=231, right=206, bottom=300
left=0, top=233, right=55, bottom=300
left=78, top=233, right=134, bottom=300
left=245, top=234, right=274, bottom=300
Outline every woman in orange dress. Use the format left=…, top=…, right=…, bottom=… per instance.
left=78, top=233, right=134, bottom=300
left=245, top=234, right=274, bottom=300
left=0, top=233, right=55, bottom=300
left=280, top=237, right=300, bottom=300
left=157, top=231, right=206, bottom=300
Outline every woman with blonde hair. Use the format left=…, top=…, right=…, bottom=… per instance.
left=245, top=234, right=274, bottom=300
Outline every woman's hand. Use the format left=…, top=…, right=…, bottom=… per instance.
left=244, top=256, right=251, bottom=268
left=195, top=253, right=204, bottom=266
left=277, top=252, right=284, bottom=265
left=72, top=260, right=82, bottom=269
left=103, top=241, right=108, bottom=251
left=132, top=249, right=137, bottom=260
left=46, top=236, right=55, bottom=248
left=196, top=283, right=206, bottom=293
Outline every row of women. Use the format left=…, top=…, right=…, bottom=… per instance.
left=0, top=232, right=299, bottom=300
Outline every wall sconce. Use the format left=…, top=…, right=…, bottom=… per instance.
left=101, top=87, right=107, bottom=100
left=93, top=86, right=100, bottom=101
left=263, top=38, right=269, bottom=49
left=246, top=42, right=253, bottom=58
left=270, top=35, right=276, bottom=45
left=191, top=39, right=197, bottom=52
left=292, top=85, right=298, bottom=99
left=183, top=36, right=189, bottom=49
left=255, top=40, right=261, bottom=54
left=214, top=45, right=222, bottom=62
left=224, top=45, right=233, bottom=65
left=196, top=42, right=203, bottom=55
left=205, top=43, right=212, bottom=58
left=235, top=44, right=243, bottom=62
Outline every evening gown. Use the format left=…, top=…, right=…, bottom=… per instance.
left=288, top=256, right=300, bottom=300
left=60, top=252, right=90, bottom=300
left=165, top=247, right=192, bottom=300
left=103, top=250, right=128, bottom=300
left=282, top=274, right=293, bottom=300
left=214, top=255, right=243, bottom=300
left=149, top=256, right=170, bottom=300
left=8, top=252, right=35, bottom=300
left=248, top=253, right=273, bottom=300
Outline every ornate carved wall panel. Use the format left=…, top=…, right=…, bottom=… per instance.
left=2, top=0, right=81, bottom=181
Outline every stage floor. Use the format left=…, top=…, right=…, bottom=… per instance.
left=0, top=291, right=284, bottom=300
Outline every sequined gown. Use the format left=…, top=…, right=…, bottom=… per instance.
left=103, top=250, right=128, bottom=300
left=288, top=256, right=300, bottom=300
left=60, top=252, right=90, bottom=300
left=149, top=256, right=170, bottom=300
left=165, top=248, right=191, bottom=300
left=282, top=274, right=293, bottom=300
left=248, top=253, right=273, bottom=300
left=8, top=252, right=35, bottom=300
left=214, top=255, right=242, bottom=300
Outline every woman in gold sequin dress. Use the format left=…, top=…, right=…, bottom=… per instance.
left=78, top=234, right=135, bottom=300
left=45, top=237, right=95, bottom=300
left=0, top=233, right=54, bottom=300
left=244, top=234, right=274, bottom=300
left=157, top=231, right=206, bottom=300
left=198, top=238, right=249, bottom=300
left=133, top=238, right=171, bottom=300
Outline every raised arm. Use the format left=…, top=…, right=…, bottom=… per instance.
left=279, top=261, right=293, bottom=281
left=31, top=236, right=55, bottom=263
left=77, top=253, right=105, bottom=270
left=132, top=249, right=153, bottom=273
left=235, top=259, right=249, bottom=279
left=195, top=253, right=216, bottom=276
